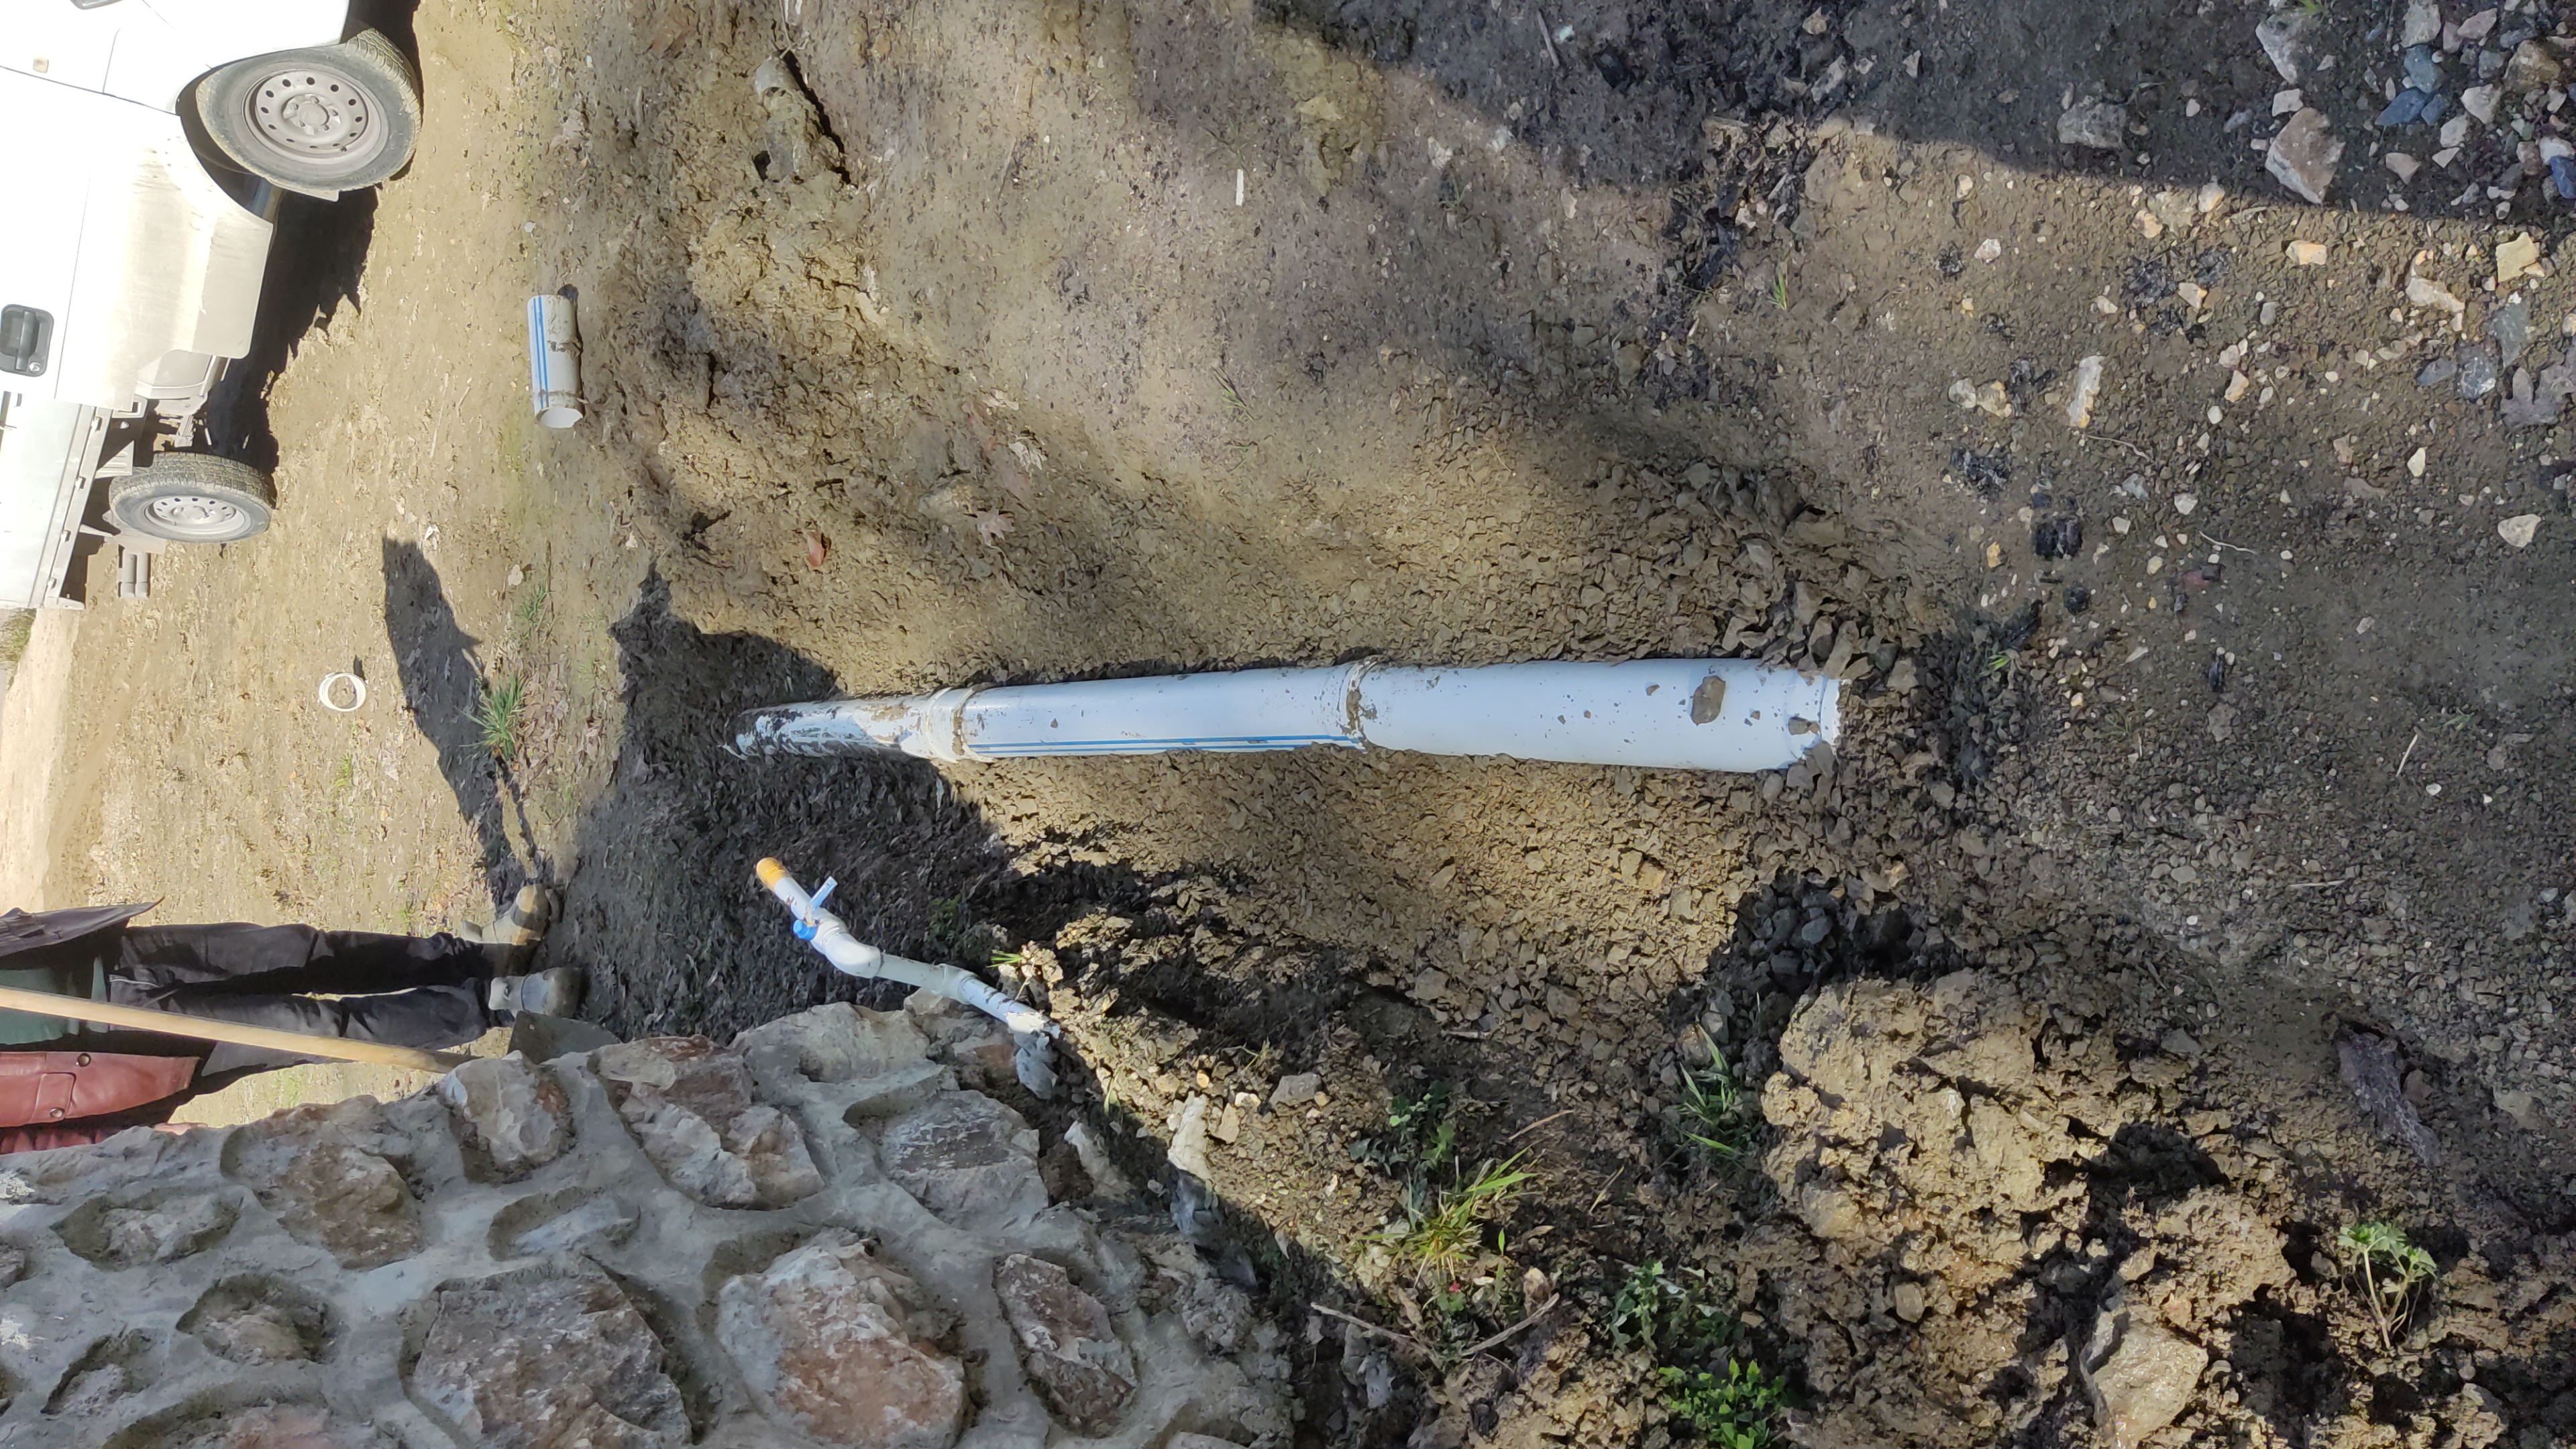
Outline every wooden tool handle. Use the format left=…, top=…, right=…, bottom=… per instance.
left=0, top=985, right=470, bottom=1073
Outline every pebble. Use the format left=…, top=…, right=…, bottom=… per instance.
left=2406, top=274, right=2467, bottom=318
left=2464, top=84, right=2502, bottom=123
left=2441, top=113, right=2473, bottom=149
left=2499, top=513, right=2540, bottom=547
left=2496, top=233, right=2541, bottom=285
left=2458, top=343, right=2500, bottom=399
left=1269, top=1073, right=1322, bottom=1108
left=2272, top=88, right=2304, bottom=117
left=2378, top=89, right=2432, bottom=127
left=2419, top=356, right=2460, bottom=388
left=2387, top=152, right=2424, bottom=181
left=1976, top=237, right=2004, bottom=262
left=2059, top=99, right=2129, bottom=150
left=2405, top=44, right=2444, bottom=94
left=2065, top=355, right=2104, bottom=429
left=1891, top=1282, right=1927, bottom=1323
left=2402, top=1, right=2441, bottom=50
left=2177, top=281, right=2207, bottom=308
left=2288, top=240, right=2329, bottom=265
left=2487, top=295, right=2532, bottom=368
left=2506, top=40, right=2563, bottom=93
left=2256, top=10, right=2318, bottom=83
left=2173, top=492, right=2198, bottom=517
left=2408, top=446, right=2430, bottom=477
left=2265, top=109, right=2343, bottom=204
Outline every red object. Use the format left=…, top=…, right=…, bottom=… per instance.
left=0, top=1051, right=196, bottom=1153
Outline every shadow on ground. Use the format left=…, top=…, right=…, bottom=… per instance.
left=544, top=572, right=1164, bottom=1040
left=203, top=192, right=378, bottom=474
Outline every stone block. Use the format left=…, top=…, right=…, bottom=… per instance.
left=412, top=1271, right=690, bottom=1448
left=879, top=1091, right=1047, bottom=1225
left=995, top=1253, right=1137, bottom=1433
left=718, top=1238, right=965, bottom=1449
left=440, top=1053, right=573, bottom=1177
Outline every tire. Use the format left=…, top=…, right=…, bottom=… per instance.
left=195, top=30, right=422, bottom=195
left=109, top=455, right=276, bottom=545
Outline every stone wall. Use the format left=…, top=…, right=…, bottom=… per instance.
left=0, top=992, right=1289, bottom=1448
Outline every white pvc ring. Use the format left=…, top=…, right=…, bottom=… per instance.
left=318, top=672, right=368, bottom=712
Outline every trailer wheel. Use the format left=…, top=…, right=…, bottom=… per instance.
left=109, top=455, right=275, bottom=544
left=195, top=30, right=422, bottom=196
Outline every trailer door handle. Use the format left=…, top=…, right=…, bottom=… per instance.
left=0, top=307, right=52, bottom=377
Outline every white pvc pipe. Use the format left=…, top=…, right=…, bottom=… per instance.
left=526, top=294, right=582, bottom=428
left=754, top=857, right=1054, bottom=1038
left=735, top=659, right=1839, bottom=772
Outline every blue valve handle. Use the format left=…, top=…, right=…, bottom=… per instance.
left=793, top=877, right=838, bottom=941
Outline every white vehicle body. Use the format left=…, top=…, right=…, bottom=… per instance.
left=0, top=0, right=355, bottom=608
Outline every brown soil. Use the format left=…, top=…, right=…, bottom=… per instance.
left=11, top=0, right=2576, bottom=1444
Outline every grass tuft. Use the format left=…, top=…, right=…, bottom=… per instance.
left=1676, top=1030, right=1760, bottom=1163
left=0, top=610, right=31, bottom=667
left=1376, top=1154, right=1534, bottom=1282
left=475, top=675, right=527, bottom=762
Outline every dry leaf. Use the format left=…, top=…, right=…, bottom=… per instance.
left=973, top=511, right=1014, bottom=545
left=804, top=529, right=830, bottom=569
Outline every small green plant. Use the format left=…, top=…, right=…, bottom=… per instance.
left=475, top=675, right=527, bottom=762
left=2288, top=0, right=2327, bottom=16
left=1609, top=1260, right=1735, bottom=1358
left=926, top=896, right=968, bottom=955
left=2336, top=1220, right=2437, bottom=1354
left=1769, top=268, right=1790, bottom=311
left=515, top=582, right=551, bottom=635
left=1218, top=376, right=1251, bottom=419
left=331, top=755, right=356, bottom=796
left=0, top=609, right=32, bottom=666
left=1676, top=1033, right=1760, bottom=1163
left=1662, top=1358, right=1788, bottom=1448
left=1376, top=1154, right=1533, bottom=1281
left=1352, top=1083, right=1458, bottom=1177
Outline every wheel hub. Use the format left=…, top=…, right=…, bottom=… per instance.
left=146, top=494, right=246, bottom=540
left=250, top=69, right=372, bottom=158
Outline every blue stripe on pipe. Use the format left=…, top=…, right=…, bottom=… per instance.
left=975, top=734, right=1360, bottom=755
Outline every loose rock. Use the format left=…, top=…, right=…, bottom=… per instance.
left=2265, top=109, right=2343, bottom=203
left=2058, top=100, right=2128, bottom=150
left=2255, top=11, right=2318, bottom=83
left=2080, top=1298, right=2208, bottom=1449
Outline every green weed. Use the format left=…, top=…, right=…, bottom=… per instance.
left=1662, top=1358, right=1789, bottom=1448
left=475, top=675, right=528, bottom=762
left=0, top=610, right=30, bottom=665
left=926, top=896, right=969, bottom=956
left=1609, top=1260, right=1735, bottom=1360
left=1676, top=1032, right=1760, bottom=1164
left=1352, top=1083, right=1458, bottom=1177
left=331, top=755, right=356, bottom=796
left=2336, top=1220, right=2436, bottom=1354
left=1769, top=269, right=1790, bottom=311
left=1375, top=1154, right=1534, bottom=1282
